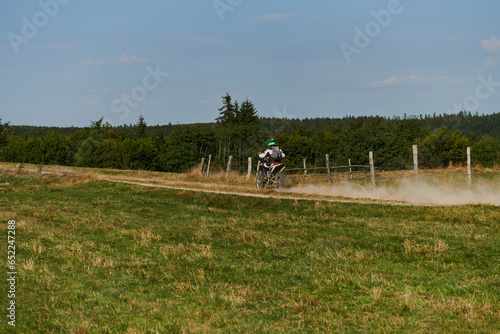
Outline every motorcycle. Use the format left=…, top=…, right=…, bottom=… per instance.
left=256, top=161, right=285, bottom=189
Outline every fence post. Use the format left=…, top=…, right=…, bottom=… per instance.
left=413, top=145, right=419, bottom=182
left=326, top=154, right=332, bottom=183
left=348, top=159, right=353, bottom=179
left=247, top=157, right=252, bottom=179
left=369, top=151, right=375, bottom=186
left=467, top=147, right=472, bottom=187
left=303, top=159, right=307, bottom=180
left=206, top=155, right=212, bottom=177
left=225, top=156, right=233, bottom=179
left=200, top=157, right=205, bottom=173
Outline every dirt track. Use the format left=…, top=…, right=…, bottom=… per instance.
left=6, top=163, right=494, bottom=206
left=98, top=174, right=417, bottom=206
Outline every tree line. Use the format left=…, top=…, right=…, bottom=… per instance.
left=1, top=95, right=500, bottom=172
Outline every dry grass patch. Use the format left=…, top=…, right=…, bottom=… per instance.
left=133, top=227, right=162, bottom=246
left=371, top=286, right=383, bottom=300
left=219, top=285, right=254, bottom=306
left=90, top=255, right=116, bottom=269
left=160, top=243, right=213, bottom=260
left=30, top=240, right=43, bottom=255
left=404, top=238, right=449, bottom=255
left=237, top=229, right=262, bottom=243
left=316, top=248, right=374, bottom=263
left=160, top=243, right=186, bottom=257
left=19, top=258, right=36, bottom=271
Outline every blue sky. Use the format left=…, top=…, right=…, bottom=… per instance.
left=1, top=0, right=499, bottom=127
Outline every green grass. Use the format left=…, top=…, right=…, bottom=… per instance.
left=0, top=171, right=499, bottom=333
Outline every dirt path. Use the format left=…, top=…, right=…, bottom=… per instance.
left=98, top=175, right=416, bottom=206
left=0, top=162, right=428, bottom=206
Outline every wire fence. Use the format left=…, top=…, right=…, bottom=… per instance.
left=200, top=145, right=500, bottom=186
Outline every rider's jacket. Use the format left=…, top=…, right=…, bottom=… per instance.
left=259, top=145, right=285, bottom=166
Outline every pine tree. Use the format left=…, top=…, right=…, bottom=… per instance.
left=237, top=99, right=259, bottom=125
left=135, top=115, right=148, bottom=139
left=216, top=93, right=237, bottom=123
left=91, top=117, right=104, bottom=129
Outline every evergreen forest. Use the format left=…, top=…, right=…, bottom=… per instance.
left=1, top=93, right=500, bottom=173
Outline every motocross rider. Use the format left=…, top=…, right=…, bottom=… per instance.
left=258, top=139, right=285, bottom=179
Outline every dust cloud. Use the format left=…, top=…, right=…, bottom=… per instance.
left=289, top=181, right=500, bottom=206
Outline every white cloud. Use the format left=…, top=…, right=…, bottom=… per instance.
left=367, top=75, right=443, bottom=87
left=249, top=13, right=297, bottom=23
left=115, top=53, right=148, bottom=64
left=78, top=53, right=148, bottom=66
left=481, top=36, right=500, bottom=52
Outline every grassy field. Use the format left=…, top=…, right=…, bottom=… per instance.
left=0, top=166, right=499, bottom=333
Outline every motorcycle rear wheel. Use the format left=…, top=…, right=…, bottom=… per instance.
left=271, top=172, right=284, bottom=189
left=256, top=168, right=265, bottom=189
